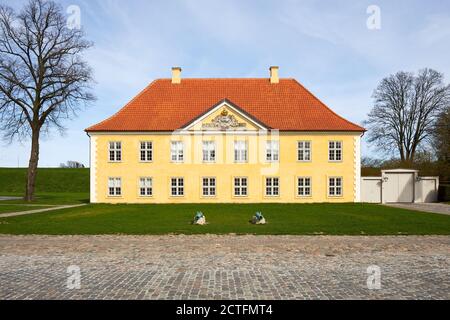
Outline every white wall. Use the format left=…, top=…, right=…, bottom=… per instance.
left=415, top=177, right=439, bottom=203
left=360, top=173, right=439, bottom=203
left=89, top=135, right=97, bottom=203
left=361, top=177, right=382, bottom=203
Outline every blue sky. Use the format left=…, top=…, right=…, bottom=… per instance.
left=1, top=0, right=450, bottom=167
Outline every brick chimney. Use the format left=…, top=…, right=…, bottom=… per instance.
left=269, top=66, right=279, bottom=84
left=171, top=67, right=182, bottom=84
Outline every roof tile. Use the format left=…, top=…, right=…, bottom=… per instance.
left=85, top=78, right=365, bottom=132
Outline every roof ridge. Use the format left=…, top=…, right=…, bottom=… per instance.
left=154, top=78, right=297, bottom=80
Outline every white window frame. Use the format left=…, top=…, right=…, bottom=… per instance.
left=328, top=177, right=343, bottom=197
left=328, top=141, right=342, bottom=162
left=139, top=177, right=152, bottom=197
left=234, top=140, right=248, bottom=163
left=139, top=141, right=153, bottom=162
left=265, top=177, right=280, bottom=197
left=266, top=140, right=279, bottom=162
left=109, top=141, right=122, bottom=162
left=170, top=141, right=184, bottom=163
left=202, top=141, right=216, bottom=163
left=202, top=177, right=216, bottom=197
left=234, top=177, right=248, bottom=197
left=170, top=177, right=184, bottom=197
left=108, top=177, right=121, bottom=196
left=297, top=177, right=311, bottom=197
left=297, top=141, right=311, bottom=162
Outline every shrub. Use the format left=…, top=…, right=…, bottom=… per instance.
left=438, top=184, right=450, bottom=202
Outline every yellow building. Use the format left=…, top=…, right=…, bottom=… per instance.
left=86, top=67, right=365, bottom=203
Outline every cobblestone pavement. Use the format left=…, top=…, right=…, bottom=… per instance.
left=0, top=235, right=448, bottom=300
left=386, top=203, right=450, bottom=215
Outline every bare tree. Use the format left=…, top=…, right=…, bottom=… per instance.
left=60, top=160, right=85, bottom=168
left=0, top=0, right=94, bottom=201
left=364, top=69, right=450, bottom=162
left=432, top=107, right=450, bottom=162
left=361, top=156, right=383, bottom=168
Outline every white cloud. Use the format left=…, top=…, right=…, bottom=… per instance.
left=416, top=14, right=450, bottom=46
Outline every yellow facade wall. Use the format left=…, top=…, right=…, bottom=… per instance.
left=90, top=131, right=361, bottom=203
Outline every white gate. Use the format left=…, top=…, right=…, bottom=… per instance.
left=383, top=171, right=415, bottom=203
left=360, top=169, right=439, bottom=203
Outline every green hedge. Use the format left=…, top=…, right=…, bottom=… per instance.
left=438, top=184, right=450, bottom=202
left=0, top=168, right=89, bottom=193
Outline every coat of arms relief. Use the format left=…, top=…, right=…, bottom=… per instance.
left=201, top=109, right=247, bottom=130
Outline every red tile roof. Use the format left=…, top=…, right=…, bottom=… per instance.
left=85, top=78, right=365, bottom=132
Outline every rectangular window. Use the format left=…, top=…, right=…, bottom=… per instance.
left=328, top=177, right=343, bottom=196
left=139, top=177, right=152, bottom=196
left=234, top=177, right=248, bottom=196
left=108, top=177, right=121, bottom=196
left=202, top=177, right=216, bottom=196
left=297, top=177, right=311, bottom=196
left=202, top=141, right=216, bottom=162
left=140, top=141, right=152, bottom=162
left=297, top=141, right=311, bottom=161
left=109, top=141, right=121, bottom=162
left=329, top=141, right=342, bottom=161
left=265, top=177, right=279, bottom=196
left=234, top=141, right=248, bottom=162
left=171, top=177, right=184, bottom=196
left=266, top=141, right=279, bottom=162
left=170, top=141, right=184, bottom=162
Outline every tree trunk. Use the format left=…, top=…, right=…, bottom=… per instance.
left=399, top=145, right=405, bottom=161
left=410, top=143, right=418, bottom=163
left=25, top=128, right=40, bottom=201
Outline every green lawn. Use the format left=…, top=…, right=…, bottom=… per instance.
left=0, top=192, right=88, bottom=205
left=0, top=167, right=88, bottom=194
left=0, top=168, right=448, bottom=235
left=0, top=167, right=89, bottom=206
left=0, top=202, right=449, bottom=235
left=0, top=205, right=51, bottom=214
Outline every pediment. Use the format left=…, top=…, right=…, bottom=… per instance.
left=181, top=99, right=269, bottom=131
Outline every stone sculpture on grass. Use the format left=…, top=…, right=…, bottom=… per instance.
left=193, top=211, right=206, bottom=225
left=251, top=211, right=266, bottom=225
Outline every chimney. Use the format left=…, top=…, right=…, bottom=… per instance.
left=269, top=66, right=279, bottom=84
left=171, top=67, right=182, bottom=84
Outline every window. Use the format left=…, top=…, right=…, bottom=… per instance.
left=171, top=177, right=184, bottom=196
left=328, top=177, right=342, bottom=196
left=109, top=141, right=121, bottom=162
left=266, top=141, right=279, bottom=162
left=202, top=177, right=216, bottom=196
left=297, top=141, right=311, bottom=161
left=140, top=141, right=152, bottom=162
left=297, top=177, right=311, bottom=196
left=234, top=141, right=247, bottom=162
left=202, top=141, right=216, bottom=162
left=108, top=177, right=121, bottom=196
left=265, top=177, right=279, bottom=196
left=234, top=177, right=248, bottom=196
left=329, top=141, right=342, bottom=161
left=171, top=141, right=184, bottom=162
left=139, top=177, right=152, bottom=196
